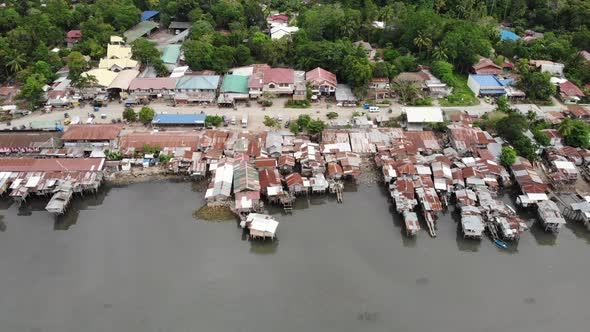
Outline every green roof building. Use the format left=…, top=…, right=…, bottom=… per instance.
left=221, top=75, right=249, bottom=94
left=161, top=44, right=181, bottom=64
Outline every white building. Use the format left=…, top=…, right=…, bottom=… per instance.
left=404, top=107, right=444, bottom=131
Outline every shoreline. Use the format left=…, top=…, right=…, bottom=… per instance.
left=104, top=170, right=191, bottom=186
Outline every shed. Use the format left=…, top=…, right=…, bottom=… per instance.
left=141, top=10, right=160, bottom=22
left=151, top=114, right=206, bottom=126
left=335, top=84, right=357, bottom=106
left=124, top=21, right=159, bottom=43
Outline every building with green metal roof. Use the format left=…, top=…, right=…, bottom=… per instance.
left=161, top=44, right=181, bottom=64
left=218, top=75, right=250, bottom=104
left=124, top=21, right=159, bottom=43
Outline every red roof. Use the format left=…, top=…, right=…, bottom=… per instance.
left=0, top=158, right=104, bottom=172
left=559, top=81, right=585, bottom=97
left=263, top=68, right=294, bottom=84
left=542, top=129, right=561, bottom=139
left=119, top=132, right=200, bottom=151
left=278, top=154, right=295, bottom=167
left=255, top=158, right=277, bottom=168
left=62, top=124, right=123, bottom=141
left=305, top=67, right=337, bottom=87
left=267, top=14, right=289, bottom=23
left=67, top=30, right=82, bottom=39
left=566, top=105, right=590, bottom=117
left=259, top=169, right=282, bottom=189
left=327, top=163, right=343, bottom=175
left=285, top=172, right=304, bottom=186
left=371, top=77, right=389, bottom=83
left=472, top=58, right=502, bottom=75
left=248, top=71, right=264, bottom=89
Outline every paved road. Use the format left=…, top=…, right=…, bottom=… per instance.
left=7, top=97, right=549, bottom=131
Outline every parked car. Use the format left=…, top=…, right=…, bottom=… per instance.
left=284, top=120, right=291, bottom=128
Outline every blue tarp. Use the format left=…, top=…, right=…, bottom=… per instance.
left=500, top=30, right=519, bottom=42
left=152, top=114, right=206, bottom=125
left=141, top=10, right=159, bottom=21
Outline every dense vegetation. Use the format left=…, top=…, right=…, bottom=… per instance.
left=1, top=0, right=589, bottom=104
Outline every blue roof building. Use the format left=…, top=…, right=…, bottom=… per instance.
left=141, top=10, right=160, bottom=22
left=467, top=74, right=506, bottom=96
left=500, top=29, right=520, bottom=42
left=152, top=114, right=206, bottom=126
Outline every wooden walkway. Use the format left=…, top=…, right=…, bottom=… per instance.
left=485, top=222, right=499, bottom=241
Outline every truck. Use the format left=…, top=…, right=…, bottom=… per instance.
left=241, top=115, right=248, bottom=128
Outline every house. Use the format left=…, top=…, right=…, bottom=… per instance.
left=394, top=71, right=429, bottom=90
left=404, top=107, right=443, bottom=131
left=151, top=114, right=206, bottom=127
left=242, top=213, right=279, bottom=240
left=233, top=161, right=261, bottom=194
left=169, top=21, right=191, bottom=34
left=335, top=84, right=357, bottom=106
left=285, top=172, right=309, bottom=195
left=107, top=69, right=140, bottom=95
left=566, top=105, right=590, bottom=121
left=141, top=10, right=159, bottom=22
left=66, top=30, right=82, bottom=47
left=255, top=157, right=278, bottom=170
left=205, top=160, right=233, bottom=203
left=98, top=40, right=138, bottom=72
left=124, top=21, right=159, bottom=43
left=259, top=168, right=283, bottom=201
left=174, top=75, right=220, bottom=104
left=353, top=41, right=376, bottom=60
left=420, top=68, right=453, bottom=97
left=306, top=67, right=337, bottom=95
left=129, top=77, right=177, bottom=98
left=559, top=81, right=585, bottom=104
left=448, top=124, right=493, bottom=154
left=472, top=57, right=508, bottom=75
left=368, top=77, right=390, bottom=99
left=500, top=29, right=520, bottom=42
left=293, top=70, right=307, bottom=101
left=267, top=14, right=289, bottom=27
left=278, top=154, right=296, bottom=174
left=271, top=25, right=299, bottom=40
left=161, top=44, right=181, bottom=70
left=530, top=60, right=565, bottom=77
left=218, top=75, right=250, bottom=105
left=263, top=68, right=295, bottom=95
left=80, top=69, right=119, bottom=98
left=467, top=74, right=506, bottom=96
left=61, top=124, right=123, bottom=150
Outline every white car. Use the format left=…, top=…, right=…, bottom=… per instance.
left=369, top=106, right=380, bottom=113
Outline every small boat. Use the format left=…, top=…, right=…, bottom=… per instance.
left=494, top=239, right=508, bottom=249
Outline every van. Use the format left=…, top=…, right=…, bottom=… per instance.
left=231, top=116, right=236, bottom=125
left=241, top=115, right=248, bottom=128
left=369, top=106, right=380, bottom=113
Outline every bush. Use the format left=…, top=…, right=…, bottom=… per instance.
left=205, top=115, right=223, bottom=127
left=500, top=147, right=517, bottom=167
left=285, top=99, right=311, bottom=108
left=261, top=99, right=273, bottom=107
left=407, top=96, right=432, bottom=106
left=123, top=107, right=137, bottom=122
left=326, top=112, right=339, bottom=119
left=532, top=129, right=550, bottom=146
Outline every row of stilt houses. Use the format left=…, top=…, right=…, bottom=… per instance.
left=374, top=121, right=531, bottom=240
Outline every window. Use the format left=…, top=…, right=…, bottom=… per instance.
left=279, top=83, right=289, bottom=88
left=268, top=84, right=275, bottom=89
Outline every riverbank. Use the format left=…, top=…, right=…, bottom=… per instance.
left=104, top=169, right=188, bottom=186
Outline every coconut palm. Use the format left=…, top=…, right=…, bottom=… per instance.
left=432, top=45, right=448, bottom=61
left=413, top=31, right=432, bottom=58
left=5, top=51, right=26, bottom=74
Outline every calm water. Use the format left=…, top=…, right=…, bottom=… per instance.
left=1, top=181, right=590, bottom=332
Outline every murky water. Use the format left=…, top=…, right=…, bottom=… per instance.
left=1, top=181, right=589, bottom=332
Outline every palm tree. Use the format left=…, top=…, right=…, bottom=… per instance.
left=432, top=45, right=448, bottom=61
left=5, top=51, right=26, bottom=74
left=413, top=31, right=432, bottom=58
left=557, top=118, right=575, bottom=137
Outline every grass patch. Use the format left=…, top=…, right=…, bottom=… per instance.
left=439, top=74, right=480, bottom=107
left=285, top=99, right=311, bottom=108
left=193, top=205, right=238, bottom=221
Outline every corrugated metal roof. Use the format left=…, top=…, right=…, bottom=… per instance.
left=176, top=75, right=220, bottom=90
left=62, top=124, right=122, bottom=141
left=233, top=161, right=260, bottom=193
left=0, top=158, right=104, bottom=172
left=221, top=75, right=249, bottom=94
left=161, top=44, right=181, bottom=64
left=152, top=114, right=206, bottom=125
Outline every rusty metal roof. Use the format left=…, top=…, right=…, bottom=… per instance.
left=0, top=158, right=104, bottom=172
left=62, top=124, right=123, bottom=141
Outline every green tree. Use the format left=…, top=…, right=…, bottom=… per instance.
left=515, top=61, right=556, bottom=101
left=263, top=115, right=280, bottom=129
left=18, top=73, right=46, bottom=110
left=123, top=108, right=137, bottom=122
left=559, top=118, right=590, bottom=148
left=532, top=129, right=550, bottom=146
left=500, top=147, right=517, bottom=167
left=413, top=31, right=432, bottom=57
left=131, top=38, right=161, bottom=65
left=289, top=122, right=300, bottom=134
left=182, top=40, right=216, bottom=71
left=5, top=51, right=26, bottom=74
left=66, top=51, right=88, bottom=80
left=306, top=119, right=327, bottom=135
left=432, top=45, right=449, bottom=61
left=296, top=114, right=312, bottom=129
left=138, top=107, right=156, bottom=124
